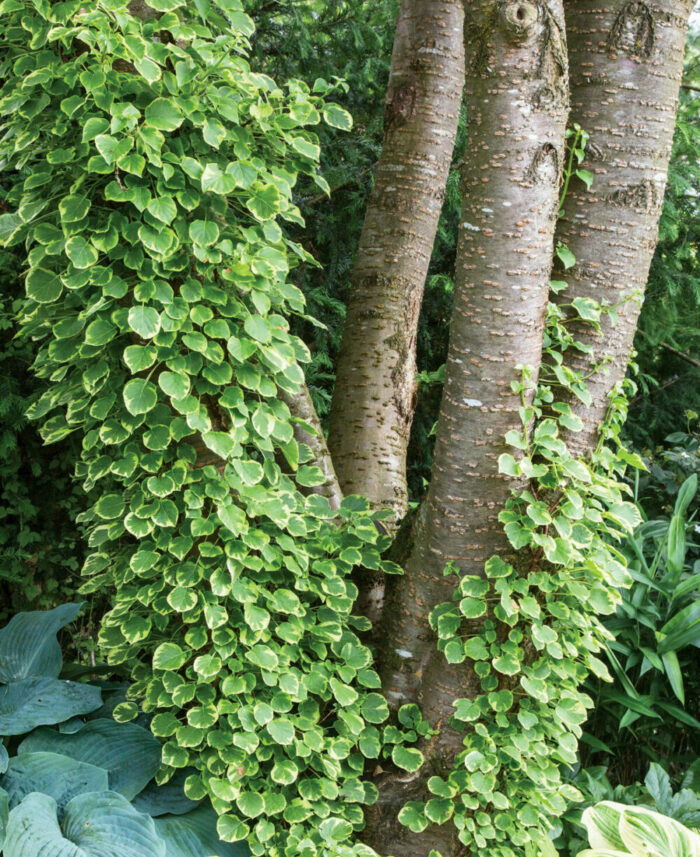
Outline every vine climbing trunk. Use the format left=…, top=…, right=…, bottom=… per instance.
left=327, top=0, right=465, bottom=528
left=363, top=3, right=569, bottom=855
left=553, top=0, right=694, bottom=456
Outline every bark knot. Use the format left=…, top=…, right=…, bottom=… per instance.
left=526, top=142, right=560, bottom=187
left=500, top=0, right=541, bottom=40
left=608, top=1, right=655, bottom=60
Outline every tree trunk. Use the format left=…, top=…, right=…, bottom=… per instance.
left=281, top=387, right=343, bottom=511
left=363, top=3, right=569, bottom=855
left=328, top=0, right=465, bottom=527
left=553, top=0, right=694, bottom=455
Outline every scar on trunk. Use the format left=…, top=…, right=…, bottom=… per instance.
left=607, top=179, right=662, bottom=212
left=608, top=0, right=655, bottom=59
left=526, top=142, right=559, bottom=185
left=384, top=80, right=418, bottom=130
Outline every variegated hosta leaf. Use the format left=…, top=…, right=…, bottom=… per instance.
left=581, top=802, right=700, bottom=857
left=4, top=791, right=165, bottom=857
left=619, top=805, right=700, bottom=857
left=583, top=802, right=628, bottom=851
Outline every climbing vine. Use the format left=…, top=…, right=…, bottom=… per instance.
left=0, top=3, right=420, bottom=856
left=397, top=145, right=644, bottom=854
left=0, top=3, right=652, bottom=857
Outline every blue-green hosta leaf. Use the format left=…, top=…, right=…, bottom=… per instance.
left=0, top=751, right=108, bottom=816
left=131, top=769, right=201, bottom=817
left=18, top=719, right=160, bottom=800
left=0, top=679, right=102, bottom=735
left=0, top=786, right=7, bottom=851
left=154, top=805, right=248, bottom=856
left=0, top=745, right=7, bottom=773
left=4, top=791, right=165, bottom=857
left=0, top=603, right=84, bottom=681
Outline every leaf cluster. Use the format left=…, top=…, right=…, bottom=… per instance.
left=0, top=3, right=421, bottom=855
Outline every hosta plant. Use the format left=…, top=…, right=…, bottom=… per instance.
left=578, top=800, right=700, bottom=857
left=0, top=603, right=245, bottom=857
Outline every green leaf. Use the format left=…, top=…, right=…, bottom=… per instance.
left=123, top=379, right=158, bottom=415
left=323, top=104, right=353, bottom=131
left=145, top=98, right=184, bottom=131
left=397, top=801, right=428, bottom=833
left=267, top=719, right=294, bottom=745
left=4, top=791, right=165, bottom=857
left=201, top=164, right=236, bottom=195
left=361, top=693, right=389, bottom=724
left=19, top=719, right=161, bottom=800
left=0, top=213, right=23, bottom=245
left=0, top=679, right=102, bottom=735
left=203, top=118, right=227, bottom=148
left=124, top=345, right=156, bottom=373
left=58, top=194, right=90, bottom=223
left=236, top=792, right=264, bottom=818
left=391, top=745, right=424, bottom=772
left=153, top=642, right=188, bottom=671
left=128, top=306, right=161, bottom=339
left=319, top=818, right=353, bottom=842
left=575, top=168, right=594, bottom=189
left=94, top=134, right=133, bottom=165
left=661, top=650, right=685, bottom=704
left=189, top=220, right=220, bottom=246
left=147, top=196, right=178, bottom=225
left=94, top=494, right=125, bottom=520
left=232, top=459, right=264, bottom=485
left=85, top=319, right=117, bottom=346
left=25, top=268, right=62, bottom=304
left=159, top=371, right=191, bottom=399
left=556, top=244, right=576, bottom=269
left=243, top=315, right=271, bottom=343
left=246, top=184, right=281, bottom=220
left=65, top=236, right=98, bottom=269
